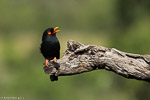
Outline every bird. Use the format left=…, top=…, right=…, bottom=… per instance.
left=40, top=27, right=60, bottom=81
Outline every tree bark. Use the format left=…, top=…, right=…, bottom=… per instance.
left=43, top=40, right=150, bottom=82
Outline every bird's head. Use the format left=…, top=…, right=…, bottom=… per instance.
left=42, top=27, right=60, bottom=41
left=44, top=27, right=60, bottom=36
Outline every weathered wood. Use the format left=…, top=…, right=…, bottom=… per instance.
left=43, top=40, right=150, bottom=82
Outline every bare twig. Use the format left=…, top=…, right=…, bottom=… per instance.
left=43, top=40, right=150, bottom=82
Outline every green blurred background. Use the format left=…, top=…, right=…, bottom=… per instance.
left=0, top=0, right=150, bottom=100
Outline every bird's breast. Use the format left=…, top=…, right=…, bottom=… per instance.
left=42, top=36, right=60, bottom=50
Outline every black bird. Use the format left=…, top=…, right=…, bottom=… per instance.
left=40, top=27, right=60, bottom=81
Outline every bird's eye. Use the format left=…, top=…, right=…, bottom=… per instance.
left=48, top=31, right=51, bottom=35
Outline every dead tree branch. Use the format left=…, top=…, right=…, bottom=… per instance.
left=43, top=40, right=150, bottom=82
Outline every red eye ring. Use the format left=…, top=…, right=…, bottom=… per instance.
left=48, top=31, right=51, bottom=35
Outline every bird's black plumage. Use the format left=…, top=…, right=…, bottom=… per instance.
left=40, top=27, right=60, bottom=81
left=40, top=28, right=60, bottom=60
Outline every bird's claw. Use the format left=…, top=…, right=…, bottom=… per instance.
left=45, top=59, right=49, bottom=67
left=53, top=57, right=57, bottom=62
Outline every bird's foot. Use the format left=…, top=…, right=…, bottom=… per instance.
left=45, top=59, right=49, bottom=67
left=53, top=57, right=57, bottom=62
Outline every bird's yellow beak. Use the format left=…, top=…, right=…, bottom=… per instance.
left=54, top=27, right=60, bottom=33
